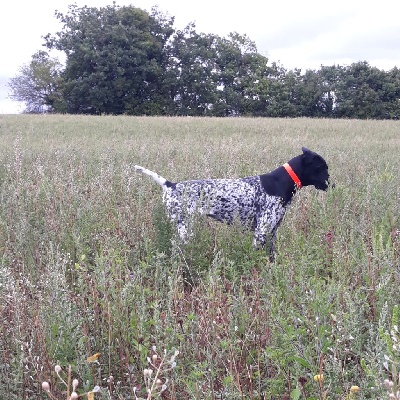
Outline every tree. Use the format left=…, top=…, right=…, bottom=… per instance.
left=44, top=4, right=174, bottom=114
left=213, top=33, right=270, bottom=116
left=333, top=62, right=400, bottom=119
left=317, top=65, right=341, bottom=116
left=169, top=24, right=219, bottom=116
left=10, top=2, right=400, bottom=119
left=294, top=70, right=328, bottom=117
left=168, top=29, right=271, bottom=117
left=385, top=67, right=400, bottom=119
left=8, top=51, right=64, bottom=113
left=253, top=63, right=296, bottom=117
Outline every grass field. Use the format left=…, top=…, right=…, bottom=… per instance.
left=0, top=114, right=399, bottom=399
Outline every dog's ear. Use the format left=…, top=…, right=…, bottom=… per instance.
left=301, top=147, right=315, bottom=164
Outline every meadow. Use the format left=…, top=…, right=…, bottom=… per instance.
left=0, top=114, right=399, bottom=399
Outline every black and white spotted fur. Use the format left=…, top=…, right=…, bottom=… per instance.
left=135, top=147, right=330, bottom=261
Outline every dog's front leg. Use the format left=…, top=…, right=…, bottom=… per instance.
left=254, top=214, right=280, bottom=262
left=266, top=229, right=278, bottom=262
left=253, top=231, right=276, bottom=262
left=253, top=223, right=270, bottom=256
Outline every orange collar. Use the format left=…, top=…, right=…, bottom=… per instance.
left=283, top=163, right=302, bottom=189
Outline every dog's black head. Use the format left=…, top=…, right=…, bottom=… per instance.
left=301, top=147, right=330, bottom=191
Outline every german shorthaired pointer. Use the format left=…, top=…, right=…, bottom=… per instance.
left=135, top=147, right=330, bottom=261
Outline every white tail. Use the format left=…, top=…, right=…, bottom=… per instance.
left=134, top=165, right=168, bottom=188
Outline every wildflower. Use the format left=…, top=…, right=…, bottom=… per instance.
left=385, top=379, right=395, bottom=389
left=72, top=379, right=79, bottom=391
left=313, top=374, right=323, bottom=383
left=70, top=392, right=79, bottom=400
left=350, top=385, right=360, bottom=394
left=156, top=379, right=162, bottom=388
left=144, top=368, right=153, bottom=378
left=55, top=365, right=62, bottom=373
left=87, top=353, right=101, bottom=362
left=152, top=354, right=158, bottom=363
left=41, top=381, right=50, bottom=392
left=170, top=350, right=179, bottom=367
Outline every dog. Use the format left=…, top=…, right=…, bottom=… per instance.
left=135, top=147, right=330, bottom=261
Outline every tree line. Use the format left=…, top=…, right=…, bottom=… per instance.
left=8, top=3, right=400, bottom=119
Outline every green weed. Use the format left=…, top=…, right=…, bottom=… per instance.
left=0, top=115, right=399, bottom=399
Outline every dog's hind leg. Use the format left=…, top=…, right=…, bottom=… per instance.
left=177, top=219, right=189, bottom=242
left=165, top=201, right=190, bottom=243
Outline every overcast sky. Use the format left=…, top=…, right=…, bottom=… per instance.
left=1, top=0, right=399, bottom=113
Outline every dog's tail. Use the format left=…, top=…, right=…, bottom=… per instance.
left=134, top=165, right=174, bottom=189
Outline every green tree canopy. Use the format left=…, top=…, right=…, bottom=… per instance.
left=8, top=3, right=400, bottom=119
left=44, top=3, right=174, bottom=114
left=213, top=33, right=270, bottom=116
left=8, top=51, right=64, bottom=113
left=334, top=62, right=400, bottom=119
left=169, top=23, right=220, bottom=116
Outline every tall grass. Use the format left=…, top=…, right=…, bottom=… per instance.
left=0, top=114, right=399, bottom=399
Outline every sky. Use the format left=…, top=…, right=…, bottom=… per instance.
left=1, top=0, right=399, bottom=113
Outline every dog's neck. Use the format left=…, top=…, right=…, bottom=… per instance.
left=282, top=162, right=302, bottom=189
left=259, top=155, right=304, bottom=205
